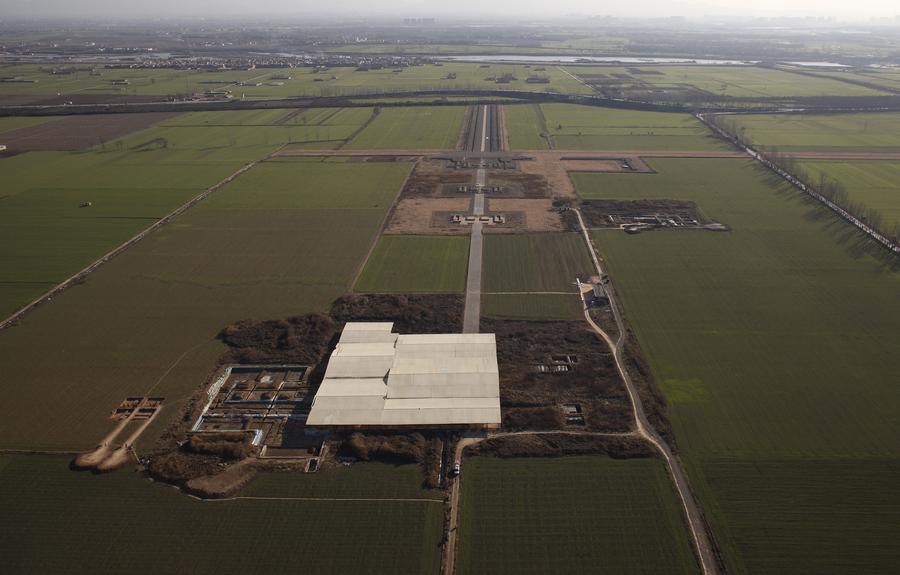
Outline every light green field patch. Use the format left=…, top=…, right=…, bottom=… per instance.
left=347, top=106, right=466, bottom=149
left=482, top=232, right=594, bottom=292
left=507, top=103, right=727, bottom=151
left=662, top=378, right=709, bottom=404
left=728, top=112, right=900, bottom=152
left=567, top=65, right=888, bottom=98
left=355, top=235, right=469, bottom=293
left=796, top=160, right=900, bottom=230
left=504, top=104, right=550, bottom=149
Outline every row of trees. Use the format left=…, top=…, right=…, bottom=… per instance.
left=713, top=116, right=899, bottom=247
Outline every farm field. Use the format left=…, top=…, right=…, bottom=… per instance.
left=575, top=158, right=900, bottom=573
left=0, top=108, right=385, bottom=319
left=0, top=63, right=591, bottom=100
left=726, top=112, right=900, bottom=152
left=0, top=454, right=443, bottom=575
left=481, top=293, right=583, bottom=321
left=482, top=232, right=594, bottom=292
left=505, top=103, right=728, bottom=151
left=123, top=107, right=373, bottom=157
left=244, top=462, right=443, bottom=500
left=0, top=159, right=411, bottom=450
left=0, top=115, right=56, bottom=134
left=796, top=160, right=900, bottom=230
left=798, top=67, right=900, bottom=92
left=565, top=65, right=888, bottom=98
left=355, top=235, right=469, bottom=293
left=0, top=147, right=252, bottom=319
left=346, top=106, right=465, bottom=149
left=504, top=104, right=550, bottom=149
left=456, top=456, right=698, bottom=575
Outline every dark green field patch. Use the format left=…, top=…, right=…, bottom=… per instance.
left=701, top=459, right=900, bottom=575
left=355, top=235, right=469, bottom=293
left=575, top=158, right=900, bottom=573
left=457, top=456, right=698, bottom=575
left=482, top=232, right=593, bottom=292
left=0, top=455, right=442, bottom=575
left=481, top=293, right=583, bottom=320
left=0, top=161, right=411, bottom=451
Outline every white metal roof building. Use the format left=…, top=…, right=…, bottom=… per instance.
left=307, top=322, right=501, bottom=428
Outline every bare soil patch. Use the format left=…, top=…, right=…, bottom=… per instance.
left=330, top=293, right=464, bottom=334
left=580, top=199, right=708, bottom=228
left=481, top=318, right=633, bottom=433
left=485, top=198, right=565, bottom=233
left=1, top=111, right=181, bottom=151
left=467, top=432, right=655, bottom=459
left=402, top=159, right=472, bottom=198
left=386, top=197, right=472, bottom=235
left=486, top=169, right=549, bottom=197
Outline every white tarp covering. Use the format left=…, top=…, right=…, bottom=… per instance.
left=307, top=322, right=500, bottom=427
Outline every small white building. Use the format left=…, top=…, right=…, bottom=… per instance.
left=306, top=322, right=501, bottom=429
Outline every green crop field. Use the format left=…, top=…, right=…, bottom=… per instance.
left=0, top=455, right=443, bottom=575
left=0, top=116, right=56, bottom=134
left=355, top=235, right=469, bottom=293
left=566, top=65, right=887, bottom=98
left=482, top=232, right=594, bottom=292
left=796, top=160, right=900, bottom=230
left=0, top=159, right=411, bottom=451
left=244, top=462, right=443, bottom=500
left=796, top=67, right=900, bottom=93
left=505, top=103, right=728, bottom=151
left=457, top=456, right=698, bottom=575
left=0, top=63, right=591, bottom=100
left=346, top=106, right=465, bottom=149
left=123, top=107, right=373, bottom=156
left=574, top=158, right=900, bottom=573
left=0, top=148, right=251, bottom=318
left=481, top=293, right=583, bottom=321
left=504, top=104, right=551, bottom=149
left=0, top=109, right=381, bottom=319
left=727, top=112, right=900, bottom=152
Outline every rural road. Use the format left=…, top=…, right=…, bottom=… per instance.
left=574, top=208, right=721, bottom=575
left=461, top=105, right=494, bottom=334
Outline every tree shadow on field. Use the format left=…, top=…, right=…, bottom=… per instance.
left=817, top=214, right=900, bottom=271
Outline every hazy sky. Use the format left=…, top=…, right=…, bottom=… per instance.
left=1, top=0, right=898, bottom=21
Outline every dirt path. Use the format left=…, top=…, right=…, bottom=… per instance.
left=573, top=208, right=721, bottom=575
left=275, top=148, right=447, bottom=157
left=498, top=105, right=510, bottom=152
left=349, top=162, right=417, bottom=290
left=781, top=151, right=900, bottom=160
left=204, top=495, right=443, bottom=503
left=0, top=148, right=279, bottom=331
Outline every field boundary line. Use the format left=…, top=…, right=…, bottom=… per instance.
left=532, top=102, right=555, bottom=149
left=698, top=112, right=900, bottom=255
left=335, top=106, right=380, bottom=150
left=200, top=495, right=443, bottom=503
left=0, top=148, right=281, bottom=332
left=0, top=449, right=81, bottom=455
left=573, top=208, right=722, bottom=575
left=348, top=161, right=417, bottom=291
left=482, top=291, right=576, bottom=295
